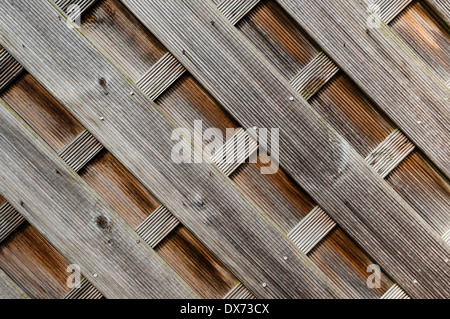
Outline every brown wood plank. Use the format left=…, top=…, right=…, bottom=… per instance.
left=309, top=227, right=394, bottom=299
left=309, top=72, right=395, bottom=157
left=386, top=150, right=450, bottom=236
left=0, top=268, right=30, bottom=299
left=156, top=225, right=238, bottom=299
left=81, top=0, right=167, bottom=82
left=391, top=1, right=450, bottom=84
left=0, top=0, right=343, bottom=299
left=0, top=222, right=70, bottom=299
left=0, top=101, right=194, bottom=299
left=236, top=0, right=319, bottom=80
left=275, top=0, right=450, bottom=178
left=0, top=72, right=84, bottom=153
left=116, top=0, right=450, bottom=298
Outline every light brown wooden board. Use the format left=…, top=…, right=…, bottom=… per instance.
left=0, top=72, right=84, bottom=153
left=0, top=222, right=70, bottom=299
left=0, top=100, right=195, bottom=299
left=275, top=0, right=449, bottom=178
left=0, top=0, right=344, bottom=299
left=117, top=0, right=449, bottom=298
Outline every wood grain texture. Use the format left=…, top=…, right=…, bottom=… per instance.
left=390, top=1, right=449, bottom=84
left=0, top=222, right=70, bottom=299
left=0, top=267, right=30, bottom=299
left=0, top=0, right=344, bottom=299
left=79, top=149, right=161, bottom=229
left=386, top=150, right=450, bottom=236
left=0, top=72, right=84, bottom=153
left=236, top=0, right=319, bottom=80
left=118, top=0, right=450, bottom=298
left=80, top=0, right=167, bottom=82
left=275, top=0, right=450, bottom=179
left=156, top=225, right=238, bottom=299
left=0, top=100, right=195, bottom=299
left=309, top=227, right=394, bottom=299
left=424, top=0, right=450, bottom=26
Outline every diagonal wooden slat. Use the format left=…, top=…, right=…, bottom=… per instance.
left=290, top=52, right=340, bottom=100
left=367, top=0, right=413, bottom=24
left=0, top=49, right=24, bottom=92
left=288, top=207, right=336, bottom=255
left=117, top=0, right=450, bottom=298
left=136, top=0, right=258, bottom=101
left=275, top=0, right=450, bottom=179
left=0, top=101, right=195, bottom=299
left=0, top=0, right=345, bottom=299
left=136, top=52, right=186, bottom=101
left=0, top=268, right=30, bottom=299
left=0, top=129, right=104, bottom=244
left=365, top=130, right=415, bottom=179
left=423, top=0, right=450, bottom=26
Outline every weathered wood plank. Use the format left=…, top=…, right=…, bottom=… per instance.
left=424, top=0, right=450, bottom=26
left=275, top=0, right=450, bottom=178
left=117, top=0, right=450, bottom=298
left=0, top=268, right=30, bottom=299
left=0, top=101, right=194, bottom=299
left=0, top=0, right=344, bottom=299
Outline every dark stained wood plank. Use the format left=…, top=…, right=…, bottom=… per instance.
left=424, top=0, right=450, bottom=26
left=391, top=1, right=450, bottom=84
left=275, top=0, right=450, bottom=178
left=79, top=149, right=161, bottom=229
left=156, top=225, right=238, bottom=299
left=0, top=101, right=195, bottom=299
left=0, top=72, right=84, bottom=153
left=81, top=0, right=167, bottom=82
left=117, top=0, right=450, bottom=298
left=386, top=150, right=450, bottom=236
left=0, top=222, right=70, bottom=299
left=236, top=0, right=319, bottom=80
left=0, top=268, right=30, bottom=299
left=0, top=0, right=343, bottom=299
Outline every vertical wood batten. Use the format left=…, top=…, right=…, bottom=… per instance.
left=118, top=0, right=450, bottom=298
left=0, top=101, right=195, bottom=299
left=275, top=0, right=450, bottom=179
left=0, top=268, right=30, bottom=299
left=0, top=0, right=344, bottom=299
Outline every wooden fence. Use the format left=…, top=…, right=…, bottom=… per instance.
left=0, top=0, right=448, bottom=299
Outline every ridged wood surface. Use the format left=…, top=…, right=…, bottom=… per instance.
left=0, top=0, right=345, bottom=299
left=118, top=0, right=449, bottom=298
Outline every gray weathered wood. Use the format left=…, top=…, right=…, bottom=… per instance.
left=0, top=268, right=30, bottom=299
left=274, top=0, right=449, bottom=179
left=0, top=101, right=195, bottom=299
left=117, top=0, right=450, bottom=298
left=0, top=0, right=345, bottom=299
left=424, top=0, right=450, bottom=26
